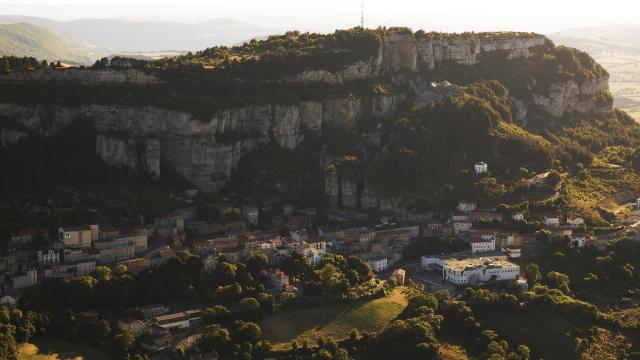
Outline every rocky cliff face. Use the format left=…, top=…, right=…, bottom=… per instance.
left=0, top=92, right=399, bottom=192
left=531, top=76, right=610, bottom=118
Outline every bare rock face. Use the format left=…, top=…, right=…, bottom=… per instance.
left=380, top=32, right=418, bottom=72
left=299, top=101, right=323, bottom=134
left=96, top=135, right=161, bottom=177
left=531, top=77, right=610, bottom=118
left=416, top=33, right=547, bottom=70
left=322, top=97, right=362, bottom=129
left=272, top=105, right=304, bottom=149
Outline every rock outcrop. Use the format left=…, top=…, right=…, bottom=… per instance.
left=0, top=91, right=400, bottom=192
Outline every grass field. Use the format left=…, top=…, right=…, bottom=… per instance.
left=260, top=287, right=409, bottom=348
left=18, top=339, right=113, bottom=360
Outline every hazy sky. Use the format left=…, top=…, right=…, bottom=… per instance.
left=2, top=0, right=640, bottom=33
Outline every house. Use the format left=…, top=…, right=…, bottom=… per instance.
left=496, top=232, right=522, bottom=248
left=154, top=310, right=202, bottom=331
left=511, top=212, right=525, bottom=222
left=471, top=238, right=496, bottom=254
left=368, top=257, right=388, bottom=272
left=0, top=293, right=19, bottom=308
left=505, top=247, right=521, bottom=259
left=453, top=220, right=473, bottom=235
left=267, top=269, right=290, bottom=292
left=392, top=268, right=406, bottom=286
left=11, top=269, right=37, bottom=290
left=567, top=216, right=585, bottom=229
left=542, top=214, right=561, bottom=227
left=37, top=249, right=60, bottom=264
left=457, top=201, right=477, bottom=213
left=636, top=197, right=640, bottom=209
left=421, top=220, right=443, bottom=237
left=474, top=162, right=488, bottom=175
left=59, top=225, right=99, bottom=249
left=571, top=235, right=588, bottom=248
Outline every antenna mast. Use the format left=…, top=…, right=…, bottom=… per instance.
left=360, top=0, right=364, bottom=28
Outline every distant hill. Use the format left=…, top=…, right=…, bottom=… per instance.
left=551, top=24, right=640, bottom=49
left=550, top=24, right=640, bottom=119
left=0, top=22, right=104, bottom=64
left=0, top=15, right=277, bottom=52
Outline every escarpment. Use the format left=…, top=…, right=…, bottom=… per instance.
left=0, top=28, right=612, bottom=210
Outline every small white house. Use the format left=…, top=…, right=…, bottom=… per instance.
left=457, top=200, right=477, bottom=213
left=368, top=257, right=388, bottom=272
left=571, top=235, right=588, bottom=248
left=474, top=162, right=488, bottom=175
left=511, top=212, right=525, bottom=222
left=471, top=238, right=496, bottom=254
left=543, top=214, right=560, bottom=228
left=567, top=217, right=585, bottom=229
left=505, top=247, right=522, bottom=259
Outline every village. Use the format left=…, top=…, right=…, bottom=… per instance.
left=0, top=161, right=632, bottom=358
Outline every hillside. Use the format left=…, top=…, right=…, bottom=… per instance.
left=1, top=27, right=637, bottom=230
left=0, top=22, right=103, bottom=64
left=0, top=15, right=275, bottom=52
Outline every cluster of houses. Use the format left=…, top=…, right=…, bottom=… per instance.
left=0, top=224, right=151, bottom=296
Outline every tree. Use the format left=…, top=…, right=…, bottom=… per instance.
left=199, top=325, right=231, bottom=354
left=0, top=58, right=9, bottom=73
left=114, top=327, right=135, bottom=356
left=547, top=271, right=571, bottom=294
left=202, top=305, right=231, bottom=325
left=92, top=266, right=112, bottom=281
left=236, top=321, right=262, bottom=343
left=238, top=297, right=260, bottom=316
left=113, top=264, right=129, bottom=277
left=524, top=263, right=541, bottom=285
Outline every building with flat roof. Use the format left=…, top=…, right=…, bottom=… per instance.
left=422, top=255, right=519, bottom=285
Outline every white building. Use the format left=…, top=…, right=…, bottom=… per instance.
left=452, top=220, right=472, bottom=235
left=38, top=249, right=60, bottom=264
left=543, top=214, right=561, bottom=227
left=422, top=256, right=519, bottom=285
left=457, top=201, right=477, bottom=213
left=571, top=235, right=588, bottom=248
left=12, top=269, right=37, bottom=289
left=567, top=217, right=585, bottom=229
left=368, top=257, right=388, bottom=272
left=505, top=247, right=521, bottom=259
left=471, top=238, right=496, bottom=254
left=474, top=162, right=488, bottom=175
left=511, top=212, right=525, bottom=222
